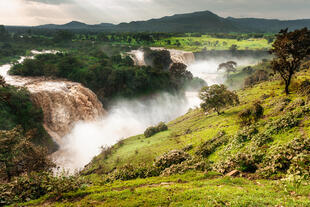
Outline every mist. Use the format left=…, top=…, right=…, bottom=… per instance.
left=53, top=55, right=265, bottom=171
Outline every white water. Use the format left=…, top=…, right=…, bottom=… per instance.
left=0, top=49, right=263, bottom=171
left=56, top=54, right=262, bottom=171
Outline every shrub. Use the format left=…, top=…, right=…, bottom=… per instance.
left=258, top=137, right=310, bottom=178
left=238, top=103, right=264, bottom=126
left=244, top=69, right=269, bottom=87
left=226, top=126, right=258, bottom=150
left=144, top=122, right=168, bottom=138
left=287, top=152, right=310, bottom=180
left=144, top=126, right=158, bottom=138
left=161, top=158, right=210, bottom=176
left=195, top=131, right=228, bottom=157
left=154, top=150, right=191, bottom=171
left=213, top=149, right=264, bottom=174
left=298, top=80, right=310, bottom=96
left=0, top=172, right=83, bottom=205
left=105, top=164, right=160, bottom=182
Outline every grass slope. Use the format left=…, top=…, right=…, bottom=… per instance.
left=23, top=67, right=310, bottom=206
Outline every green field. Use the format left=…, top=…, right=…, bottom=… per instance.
left=152, top=35, right=272, bottom=52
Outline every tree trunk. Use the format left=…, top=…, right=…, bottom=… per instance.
left=285, top=74, right=292, bottom=95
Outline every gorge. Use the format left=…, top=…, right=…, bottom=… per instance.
left=0, top=49, right=265, bottom=171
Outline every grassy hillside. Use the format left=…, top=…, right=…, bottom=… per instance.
left=21, top=63, right=310, bottom=206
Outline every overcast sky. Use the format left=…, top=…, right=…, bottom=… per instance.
left=1, top=0, right=310, bottom=26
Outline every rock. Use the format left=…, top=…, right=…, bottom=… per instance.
left=225, top=170, right=240, bottom=177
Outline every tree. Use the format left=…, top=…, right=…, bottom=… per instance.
left=199, top=84, right=239, bottom=115
left=229, top=44, right=238, bottom=53
left=217, top=61, right=237, bottom=74
left=169, top=63, right=193, bottom=88
left=0, top=127, right=55, bottom=181
left=270, top=28, right=310, bottom=94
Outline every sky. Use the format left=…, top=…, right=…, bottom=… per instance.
left=1, top=0, right=310, bottom=26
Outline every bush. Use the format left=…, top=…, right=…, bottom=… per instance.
left=0, top=172, right=83, bottom=205
left=161, top=158, right=210, bottom=176
left=144, top=122, right=168, bottom=138
left=105, top=164, right=160, bottom=182
left=238, top=103, right=264, bottom=126
left=154, top=150, right=191, bottom=171
left=226, top=126, right=258, bottom=150
left=244, top=69, right=269, bottom=87
left=195, top=131, right=228, bottom=157
left=258, top=137, right=310, bottom=178
left=298, top=80, right=310, bottom=96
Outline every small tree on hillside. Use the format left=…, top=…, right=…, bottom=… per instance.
left=199, top=84, right=239, bottom=115
left=218, top=61, right=237, bottom=74
left=270, top=28, right=310, bottom=94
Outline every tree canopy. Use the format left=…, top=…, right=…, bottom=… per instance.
left=270, top=28, right=310, bottom=94
left=199, top=84, right=239, bottom=115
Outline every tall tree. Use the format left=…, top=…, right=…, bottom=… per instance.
left=199, top=84, right=239, bottom=115
left=270, top=28, right=310, bottom=94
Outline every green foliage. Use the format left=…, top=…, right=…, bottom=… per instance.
left=0, top=127, right=55, bottom=181
left=196, top=131, right=228, bottom=157
left=238, top=102, right=264, bottom=126
left=244, top=69, right=269, bottom=87
left=0, top=85, right=57, bottom=151
left=144, top=122, right=168, bottom=138
left=154, top=150, right=191, bottom=171
left=297, top=79, right=310, bottom=96
left=199, top=84, right=239, bottom=115
left=105, top=164, right=160, bottom=182
left=258, top=137, right=310, bottom=178
left=10, top=50, right=191, bottom=106
left=270, top=28, right=310, bottom=94
left=0, top=172, right=83, bottom=206
left=143, top=48, right=172, bottom=70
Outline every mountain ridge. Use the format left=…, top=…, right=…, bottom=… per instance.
left=10, top=10, right=310, bottom=32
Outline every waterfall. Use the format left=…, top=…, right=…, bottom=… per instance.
left=129, top=47, right=195, bottom=66
left=0, top=52, right=106, bottom=145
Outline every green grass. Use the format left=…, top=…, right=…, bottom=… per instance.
left=153, top=35, right=271, bottom=52
left=21, top=64, right=310, bottom=206
left=21, top=171, right=310, bottom=206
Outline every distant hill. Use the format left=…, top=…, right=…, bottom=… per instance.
left=21, top=10, right=310, bottom=33
left=37, top=21, right=115, bottom=30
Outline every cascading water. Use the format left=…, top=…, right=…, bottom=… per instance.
left=0, top=49, right=264, bottom=171
left=0, top=51, right=106, bottom=145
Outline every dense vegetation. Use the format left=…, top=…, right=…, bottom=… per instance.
left=0, top=79, right=57, bottom=151
left=9, top=48, right=198, bottom=106
left=1, top=23, right=310, bottom=206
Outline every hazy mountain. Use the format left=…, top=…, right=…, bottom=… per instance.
left=33, top=10, right=310, bottom=33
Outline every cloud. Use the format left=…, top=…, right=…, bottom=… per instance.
left=24, top=0, right=72, bottom=5
left=1, top=0, right=310, bottom=26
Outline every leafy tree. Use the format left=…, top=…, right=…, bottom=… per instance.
left=0, top=127, right=55, bottom=181
left=270, top=28, right=310, bottom=94
left=199, top=84, right=239, bottom=115
left=229, top=44, right=238, bottom=53
left=217, top=61, right=237, bottom=74
left=169, top=63, right=193, bottom=88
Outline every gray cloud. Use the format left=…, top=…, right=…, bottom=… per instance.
left=1, top=0, right=310, bottom=26
left=24, top=0, right=72, bottom=5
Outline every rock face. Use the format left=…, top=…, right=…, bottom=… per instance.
left=28, top=81, right=106, bottom=144
left=0, top=63, right=106, bottom=145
